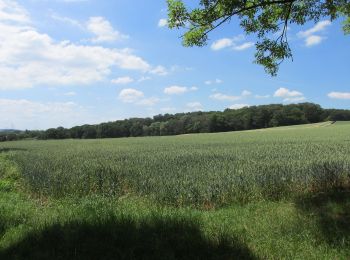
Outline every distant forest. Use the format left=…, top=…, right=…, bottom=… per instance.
left=1, top=103, right=350, bottom=142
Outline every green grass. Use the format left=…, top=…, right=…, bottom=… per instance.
left=0, top=122, right=350, bottom=259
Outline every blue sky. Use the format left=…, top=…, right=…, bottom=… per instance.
left=0, top=0, right=349, bottom=130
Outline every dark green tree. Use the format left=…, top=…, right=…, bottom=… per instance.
left=167, top=0, right=350, bottom=75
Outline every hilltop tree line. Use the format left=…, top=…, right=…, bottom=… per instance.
left=1, top=103, right=350, bottom=142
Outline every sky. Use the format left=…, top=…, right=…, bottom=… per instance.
left=0, top=0, right=349, bottom=130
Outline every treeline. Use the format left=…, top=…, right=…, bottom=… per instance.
left=1, top=103, right=350, bottom=142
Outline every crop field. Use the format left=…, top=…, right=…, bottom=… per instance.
left=1, top=122, right=350, bottom=259
left=2, top=121, right=350, bottom=207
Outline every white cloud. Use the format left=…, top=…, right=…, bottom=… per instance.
left=164, top=85, right=188, bottom=95
left=211, top=38, right=233, bottom=51
left=161, top=107, right=176, bottom=113
left=283, top=97, right=306, bottom=102
left=229, top=104, right=249, bottom=109
left=137, top=97, right=160, bottom=106
left=158, top=18, right=168, bottom=27
left=0, top=98, right=89, bottom=129
left=232, top=42, right=254, bottom=51
left=190, top=86, right=198, bottom=91
left=118, top=88, right=144, bottom=103
left=87, top=16, right=129, bottom=43
left=138, top=76, right=151, bottom=82
left=205, top=79, right=223, bottom=85
left=241, top=90, right=252, bottom=96
left=118, top=88, right=159, bottom=106
left=210, top=90, right=251, bottom=102
left=211, top=35, right=253, bottom=51
left=255, top=94, right=270, bottom=99
left=64, top=91, right=76, bottom=96
left=0, top=0, right=29, bottom=23
left=274, top=87, right=303, bottom=98
left=150, top=65, right=168, bottom=76
left=297, top=20, right=331, bottom=47
left=210, top=93, right=241, bottom=101
left=0, top=2, right=158, bottom=90
left=274, top=87, right=305, bottom=102
left=298, top=20, right=331, bottom=38
left=305, top=35, right=323, bottom=47
left=50, top=13, right=83, bottom=28
left=328, top=92, right=350, bottom=100
left=111, top=76, right=134, bottom=85
left=186, top=102, right=203, bottom=111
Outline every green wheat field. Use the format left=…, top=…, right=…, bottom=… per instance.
left=1, top=121, right=349, bottom=259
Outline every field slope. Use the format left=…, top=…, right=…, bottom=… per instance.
left=0, top=122, right=349, bottom=259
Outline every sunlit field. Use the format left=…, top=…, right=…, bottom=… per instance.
left=1, top=122, right=350, bottom=259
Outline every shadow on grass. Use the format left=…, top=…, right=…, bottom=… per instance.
left=0, top=217, right=256, bottom=260
left=296, top=187, right=350, bottom=247
left=0, top=222, right=5, bottom=238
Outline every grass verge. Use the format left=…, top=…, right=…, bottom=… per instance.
left=1, top=154, right=350, bottom=259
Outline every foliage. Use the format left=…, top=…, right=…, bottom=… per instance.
left=2, top=103, right=350, bottom=142
left=167, top=0, right=350, bottom=75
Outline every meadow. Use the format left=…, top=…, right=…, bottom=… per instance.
left=0, top=121, right=349, bottom=259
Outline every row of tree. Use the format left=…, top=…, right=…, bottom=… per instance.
left=1, top=103, right=350, bottom=142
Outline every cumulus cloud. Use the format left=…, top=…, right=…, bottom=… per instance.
left=241, top=90, right=252, bottom=96
left=118, top=88, right=144, bottom=103
left=210, top=93, right=241, bottom=101
left=283, top=97, right=306, bottom=102
left=0, top=1, right=164, bottom=90
left=164, top=85, right=188, bottom=95
left=111, top=76, right=134, bottom=85
left=232, top=42, right=254, bottom=51
left=298, top=20, right=331, bottom=38
left=0, top=98, right=90, bottom=129
left=274, top=87, right=305, bottom=102
left=158, top=18, right=168, bottom=27
left=138, top=76, right=151, bottom=82
left=229, top=104, right=249, bottom=109
left=255, top=94, right=270, bottom=99
left=150, top=65, right=168, bottom=76
left=118, top=88, right=159, bottom=106
left=211, top=38, right=232, bottom=51
left=205, top=79, right=222, bottom=85
left=304, top=35, right=323, bottom=46
left=328, top=92, right=350, bottom=100
left=297, top=20, right=331, bottom=47
left=210, top=90, right=252, bottom=102
left=274, top=87, right=303, bottom=98
left=137, top=97, right=160, bottom=106
left=0, top=0, right=30, bottom=23
left=211, top=35, right=253, bottom=51
left=160, top=107, right=176, bottom=113
left=186, top=102, right=203, bottom=111
left=50, top=13, right=83, bottom=29
left=87, top=16, right=129, bottom=43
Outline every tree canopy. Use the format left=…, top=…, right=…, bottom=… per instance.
left=2, top=103, right=350, bottom=142
left=167, top=0, right=350, bottom=75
